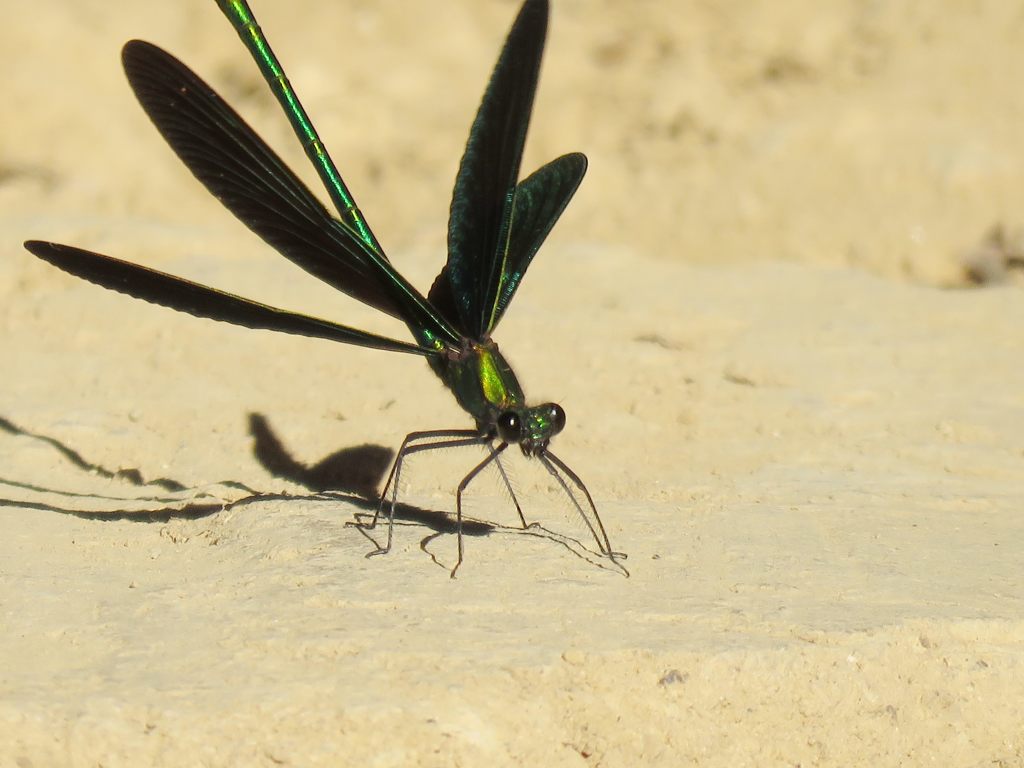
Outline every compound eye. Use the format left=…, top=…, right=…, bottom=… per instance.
left=496, top=411, right=524, bottom=443
left=548, top=403, right=566, bottom=435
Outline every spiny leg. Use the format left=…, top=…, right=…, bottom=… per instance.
left=492, top=452, right=527, bottom=528
left=452, top=441, right=509, bottom=577
left=360, top=428, right=484, bottom=557
left=540, top=450, right=626, bottom=570
left=372, top=428, right=482, bottom=528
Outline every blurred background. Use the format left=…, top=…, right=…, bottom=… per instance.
left=4, top=0, right=1024, bottom=288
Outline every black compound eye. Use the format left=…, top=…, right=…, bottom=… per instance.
left=497, top=411, right=524, bottom=443
left=548, top=403, right=566, bottom=435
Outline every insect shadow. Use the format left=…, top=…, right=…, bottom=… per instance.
left=0, top=415, right=239, bottom=524
left=247, top=413, right=624, bottom=573
left=246, top=412, right=495, bottom=539
left=0, top=413, right=493, bottom=539
left=1, top=413, right=619, bottom=572
left=0, top=413, right=268, bottom=522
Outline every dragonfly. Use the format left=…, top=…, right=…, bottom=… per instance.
left=24, top=0, right=625, bottom=576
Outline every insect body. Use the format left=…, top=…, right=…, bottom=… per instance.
left=25, top=0, right=625, bottom=575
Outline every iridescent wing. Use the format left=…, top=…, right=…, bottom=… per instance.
left=24, top=241, right=433, bottom=355
left=442, top=0, right=543, bottom=339
left=491, top=151, right=587, bottom=329
left=435, top=0, right=586, bottom=339
left=122, top=40, right=460, bottom=348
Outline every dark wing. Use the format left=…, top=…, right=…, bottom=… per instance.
left=24, top=241, right=434, bottom=355
left=488, top=151, right=587, bottom=331
left=122, top=40, right=460, bottom=348
left=443, top=0, right=547, bottom=340
left=428, top=153, right=587, bottom=334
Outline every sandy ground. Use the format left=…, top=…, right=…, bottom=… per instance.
left=2, top=1, right=1023, bottom=765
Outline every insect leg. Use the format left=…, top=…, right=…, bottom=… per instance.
left=540, top=450, right=627, bottom=572
left=452, top=441, right=509, bottom=577
left=492, top=452, right=527, bottom=528
left=362, top=429, right=483, bottom=557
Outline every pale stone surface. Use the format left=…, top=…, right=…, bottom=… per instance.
left=2, top=2, right=1022, bottom=766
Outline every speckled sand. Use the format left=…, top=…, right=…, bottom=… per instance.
left=2, top=2, right=1022, bottom=765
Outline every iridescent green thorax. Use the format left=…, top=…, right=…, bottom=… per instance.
left=428, top=338, right=567, bottom=456
left=433, top=339, right=525, bottom=429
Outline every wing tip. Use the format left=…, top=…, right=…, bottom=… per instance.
left=23, top=239, right=64, bottom=261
